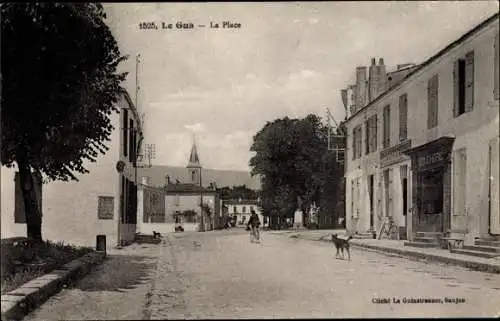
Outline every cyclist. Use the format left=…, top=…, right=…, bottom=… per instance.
left=247, top=209, right=261, bottom=243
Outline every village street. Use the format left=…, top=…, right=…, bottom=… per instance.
left=24, top=230, right=500, bottom=320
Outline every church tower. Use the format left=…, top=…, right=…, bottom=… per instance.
left=187, top=140, right=202, bottom=186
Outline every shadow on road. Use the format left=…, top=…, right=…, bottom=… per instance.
left=73, top=254, right=156, bottom=293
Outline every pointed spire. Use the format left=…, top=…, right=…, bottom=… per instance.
left=187, top=138, right=201, bottom=168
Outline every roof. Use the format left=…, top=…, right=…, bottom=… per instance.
left=138, top=165, right=262, bottom=190
left=187, top=142, right=201, bottom=168
left=224, top=199, right=260, bottom=205
left=344, top=12, right=499, bottom=125
left=164, top=183, right=212, bottom=193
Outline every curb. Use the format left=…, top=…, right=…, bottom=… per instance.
left=1, top=251, right=106, bottom=321
left=291, top=234, right=500, bottom=274
left=348, top=241, right=500, bottom=274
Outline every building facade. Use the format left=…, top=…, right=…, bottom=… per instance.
left=343, top=13, right=499, bottom=243
left=1, top=91, right=143, bottom=248
left=225, top=199, right=262, bottom=226
left=137, top=141, right=221, bottom=233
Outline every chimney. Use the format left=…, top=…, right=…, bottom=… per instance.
left=142, top=176, right=150, bottom=186
left=368, top=58, right=378, bottom=102
left=340, top=89, right=348, bottom=110
left=355, top=66, right=367, bottom=110
left=377, top=57, right=388, bottom=96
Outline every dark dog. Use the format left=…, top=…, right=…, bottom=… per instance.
left=331, top=233, right=352, bottom=260
left=152, top=231, right=162, bottom=239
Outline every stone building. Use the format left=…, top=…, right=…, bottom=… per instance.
left=137, top=141, right=220, bottom=233
left=343, top=13, right=499, bottom=244
left=1, top=90, right=144, bottom=248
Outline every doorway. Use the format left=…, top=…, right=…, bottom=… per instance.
left=368, top=175, right=374, bottom=230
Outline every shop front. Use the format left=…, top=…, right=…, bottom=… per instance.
left=404, top=137, right=455, bottom=236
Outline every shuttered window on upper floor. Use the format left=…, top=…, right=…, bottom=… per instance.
left=383, top=105, right=391, bottom=149
left=365, top=115, right=378, bottom=154
left=427, top=74, right=439, bottom=129
left=352, top=125, right=363, bottom=160
left=399, top=93, right=408, bottom=141
left=454, top=50, right=474, bottom=117
left=464, top=51, right=475, bottom=112
left=494, top=32, right=499, bottom=100
left=365, top=119, right=370, bottom=155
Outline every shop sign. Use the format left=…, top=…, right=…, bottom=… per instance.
left=417, top=151, right=444, bottom=169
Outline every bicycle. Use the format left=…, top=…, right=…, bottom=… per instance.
left=250, top=225, right=261, bottom=243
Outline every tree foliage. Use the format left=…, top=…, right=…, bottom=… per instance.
left=216, top=184, right=259, bottom=200
left=249, top=114, right=345, bottom=228
left=1, top=3, right=127, bottom=241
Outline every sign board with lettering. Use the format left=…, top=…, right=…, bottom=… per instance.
left=404, top=137, right=455, bottom=172
left=97, top=196, right=114, bottom=220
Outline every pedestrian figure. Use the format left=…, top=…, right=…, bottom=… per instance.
left=247, top=209, right=261, bottom=243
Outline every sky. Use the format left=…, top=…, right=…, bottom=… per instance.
left=104, top=1, right=499, bottom=172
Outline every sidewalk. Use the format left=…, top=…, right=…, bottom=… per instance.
left=285, top=229, right=500, bottom=274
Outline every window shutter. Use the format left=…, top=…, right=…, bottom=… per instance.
left=494, top=33, right=499, bottom=100
left=433, top=75, right=439, bottom=127
left=373, top=115, right=378, bottom=151
left=427, top=75, right=438, bottom=128
left=352, top=127, right=356, bottom=160
left=453, top=60, right=460, bottom=117
left=399, top=94, right=408, bottom=141
left=365, top=120, right=369, bottom=155
left=427, top=77, right=433, bottom=129
left=465, top=51, right=474, bottom=112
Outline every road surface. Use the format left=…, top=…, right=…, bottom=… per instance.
left=24, top=229, right=500, bottom=319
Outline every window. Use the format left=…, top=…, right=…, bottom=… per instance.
left=242, top=206, right=246, bottom=213
left=454, top=51, right=474, bottom=117
left=495, top=32, right=499, bottom=100
left=174, top=194, right=180, bottom=206
left=97, top=196, right=114, bottom=220
left=233, top=206, right=237, bottom=213
left=250, top=206, right=254, bottom=212
left=399, top=94, right=408, bottom=141
left=365, top=119, right=370, bottom=155
left=123, top=109, right=128, bottom=157
left=383, top=105, right=391, bottom=149
left=352, top=125, right=362, bottom=160
left=365, top=115, right=378, bottom=154
left=129, top=119, right=134, bottom=162
left=427, top=74, right=439, bottom=129
left=191, top=170, right=195, bottom=182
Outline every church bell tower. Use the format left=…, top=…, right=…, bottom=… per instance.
left=187, top=140, right=202, bottom=186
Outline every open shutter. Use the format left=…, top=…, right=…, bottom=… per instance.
left=465, top=51, right=474, bottom=112
left=352, top=127, right=356, bottom=160
left=453, top=60, right=460, bottom=117
left=373, top=115, right=378, bottom=151
left=399, top=94, right=408, bottom=141
left=494, top=33, right=499, bottom=100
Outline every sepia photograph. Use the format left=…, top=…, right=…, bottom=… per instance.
left=1, top=1, right=499, bottom=319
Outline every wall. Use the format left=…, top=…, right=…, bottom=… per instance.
left=344, top=17, right=499, bottom=240
left=1, top=93, right=141, bottom=248
left=227, top=203, right=263, bottom=226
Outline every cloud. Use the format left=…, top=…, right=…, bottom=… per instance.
left=184, top=123, right=206, bottom=133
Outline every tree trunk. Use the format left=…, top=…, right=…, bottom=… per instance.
left=17, top=158, right=42, bottom=243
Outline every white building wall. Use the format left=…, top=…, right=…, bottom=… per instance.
left=345, top=16, right=499, bottom=240
left=1, top=93, right=141, bottom=248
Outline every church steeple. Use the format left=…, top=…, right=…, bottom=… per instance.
left=187, top=139, right=202, bottom=186
left=188, top=141, right=201, bottom=168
